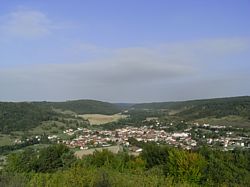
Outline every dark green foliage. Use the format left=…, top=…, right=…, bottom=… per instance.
left=43, top=99, right=121, bottom=115
left=125, top=109, right=166, bottom=121
left=177, top=96, right=250, bottom=120
left=0, top=171, right=27, bottom=187
left=1, top=96, right=250, bottom=133
left=0, top=99, right=121, bottom=133
left=0, top=138, right=39, bottom=155
left=128, top=137, right=145, bottom=148
left=141, top=143, right=169, bottom=168
left=113, top=103, right=134, bottom=110
left=2, top=144, right=250, bottom=186
left=0, top=102, right=55, bottom=133
left=6, top=148, right=37, bottom=173
left=141, top=144, right=250, bottom=185
left=83, top=149, right=143, bottom=173
left=132, top=96, right=250, bottom=120
left=35, top=144, right=76, bottom=172
left=94, top=171, right=112, bottom=187
left=99, top=108, right=167, bottom=130
left=89, top=149, right=116, bottom=167
left=6, top=144, right=76, bottom=173
left=198, top=147, right=250, bottom=186
left=163, top=148, right=206, bottom=183
left=141, top=144, right=206, bottom=183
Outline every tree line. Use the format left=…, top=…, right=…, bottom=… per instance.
left=1, top=143, right=249, bottom=186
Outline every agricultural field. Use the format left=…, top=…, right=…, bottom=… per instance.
left=79, top=114, right=127, bottom=125
left=146, top=117, right=158, bottom=121
left=0, top=134, right=15, bottom=146
left=193, top=115, right=250, bottom=128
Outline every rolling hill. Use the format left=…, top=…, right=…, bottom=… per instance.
left=1, top=96, right=250, bottom=133
left=0, top=102, right=56, bottom=133
left=0, top=100, right=122, bottom=133
left=131, top=96, right=250, bottom=120
left=40, top=99, right=121, bottom=115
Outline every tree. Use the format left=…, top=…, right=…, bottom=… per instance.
left=5, top=144, right=75, bottom=173
left=6, top=148, right=37, bottom=173
left=36, top=144, right=75, bottom=172
left=164, top=149, right=206, bottom=183
left=141, top=143, right=169, bottom=168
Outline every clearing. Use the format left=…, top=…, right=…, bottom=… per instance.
left=79, top=114, right=127, bottom=125
left=193, top=115, right=250, bottom=128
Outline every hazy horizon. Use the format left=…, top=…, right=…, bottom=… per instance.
left=1, top=95, right=249, bottom=104
left=1, top=1, right=250, bottom=103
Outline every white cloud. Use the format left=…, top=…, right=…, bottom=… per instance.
left=157, top=38, right=250, bottom=63
left=0, top=9, right=55, bottom=38
left=0, top=38, right=249, bottom=102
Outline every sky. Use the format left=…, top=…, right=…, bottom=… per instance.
left=0, top=0, right=250, bottom=103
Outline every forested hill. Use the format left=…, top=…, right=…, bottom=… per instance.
left=0, top=100, right=121, bottom=133
left=131, top=96, right=250, bottom=119
left=40, top=100, right=121, bottom=115
left=0, top=102, right=55, bottom=133
left=1, top=97, right=250, bottom=133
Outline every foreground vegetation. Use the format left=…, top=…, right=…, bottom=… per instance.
left=0, top=143, right=249, bottom=186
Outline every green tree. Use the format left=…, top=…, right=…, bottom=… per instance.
left=36, top=144, right=75, bottom=172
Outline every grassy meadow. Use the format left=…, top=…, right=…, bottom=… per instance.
left=79, top=114, right=127, bottom=125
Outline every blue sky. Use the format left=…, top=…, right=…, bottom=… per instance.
left=0, top=0, right=250, bottom=102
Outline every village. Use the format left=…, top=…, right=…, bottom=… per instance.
left=12, top=119, right=250, bottom=156
left=16, top=120, right=247, bottom=154
left=62, top=126, right=195, bottom=152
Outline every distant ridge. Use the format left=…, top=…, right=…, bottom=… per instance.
left=132, top=96, right=250, bottom=109
left=1, top=96, right=250, bottom=132
left=37, top=99, right=121, bottom=115
left=131, top=96, right=250, bottom=120
left=0, top=99, right=121, bottom=133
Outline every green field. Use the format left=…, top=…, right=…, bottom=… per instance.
left=79, top=114, right=127, bottom=125
left=0, top=134, right=15, bottom=146
left=193, top=115, right=250, bottom=128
